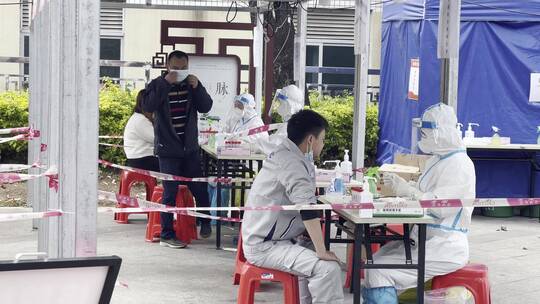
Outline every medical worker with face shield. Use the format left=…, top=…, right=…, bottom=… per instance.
left=362, top=103, right=476, bottom=303
left=259, top=84, right=305, bottom=155
left=222, top=93, right=268, bottom=153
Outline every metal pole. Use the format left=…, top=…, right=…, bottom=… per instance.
left=294, top=2, right=307, bottom=97
left=352, top=0, right=370, bottom=173
left=438, top=0, right=461, bottom=110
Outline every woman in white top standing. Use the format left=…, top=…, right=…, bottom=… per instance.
left=123, top=90, right=160, bottom=172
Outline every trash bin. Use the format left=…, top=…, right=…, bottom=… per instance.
left=521, top=206, right=540, bottom=218
left=482, top=207, right=513, bottom=218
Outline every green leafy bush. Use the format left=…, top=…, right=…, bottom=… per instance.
left=309, top=92, right=379, bottom=166
left=0, top=82, right=137, bottom=164
left=98, top=81, right=137, bottom=165
left=0, top=91, right=29, bottom=162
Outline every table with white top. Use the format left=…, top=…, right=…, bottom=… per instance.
left=201, top=145, right=266, bottom=249
left=318, top=195, right=435, bottom=304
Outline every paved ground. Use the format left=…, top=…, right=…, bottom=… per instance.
left=1, top=208, right=539, bottom=303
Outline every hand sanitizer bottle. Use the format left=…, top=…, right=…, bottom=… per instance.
left=340, top=149, right=353, bottom=183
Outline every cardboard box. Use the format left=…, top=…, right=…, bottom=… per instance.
left=377, top=153, right=430, bottom=197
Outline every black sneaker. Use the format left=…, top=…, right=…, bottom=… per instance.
left=159, top=237, right=187, bottom=249
left=200, top=222, right=212, bottom=239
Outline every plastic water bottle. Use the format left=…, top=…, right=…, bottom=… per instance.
left=334, top=169, right=345, bottom=195
left=537, top=126, right=540, bottom=145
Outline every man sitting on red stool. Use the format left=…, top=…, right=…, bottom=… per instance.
left=242, top=110, right=344, bottom=304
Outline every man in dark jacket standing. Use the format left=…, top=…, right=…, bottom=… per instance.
left=142, top=50, right=213, bottom=248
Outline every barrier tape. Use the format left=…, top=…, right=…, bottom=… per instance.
left=99, top=143, right=124, bottom=148
left=0, top=167, right=58, bottom=191
left=98, top=190, right=374, bottom=213
left=98, top=160, right=254, bottom=184
left=0, top=134, right=27, bottom=144
left=0, top=161, right=43, bottom=173
left=0, top=128, right=40, bottom=144
left=224, top=123, right=284, bottom=139
left=98, top=191, right=242, bottom=222
left=99, top=190, right=540, bottom=214
left=0, top=127, right=30, bottom=135
left=0, top=210, right=63, bottom=223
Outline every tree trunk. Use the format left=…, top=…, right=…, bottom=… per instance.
left=270, top=2, right=295, bottom=89
left=250, top=2, right=295, bottom=89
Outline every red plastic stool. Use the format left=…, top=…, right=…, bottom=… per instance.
left=232, top=228, right=259, bottom=291
left=144, top=186, right=198, bottom=244
left=344, top=224, right=404, bottom=288
left=432, top=263, right=491, bottom=304
left=114, top=170, right=157, bottom=224
left=235, top=233, right=299, bottom=304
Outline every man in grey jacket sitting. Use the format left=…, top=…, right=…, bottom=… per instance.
left=241, top=109, right=344, bottom=304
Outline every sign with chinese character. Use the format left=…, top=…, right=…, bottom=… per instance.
left=189, top=55, right=241, bottom=120
left=408, top=58, right=420, bottom=101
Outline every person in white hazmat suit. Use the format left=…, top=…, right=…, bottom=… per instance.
left=259, top=84, right=305, bottom=155
left=242, top=109, right=344, bottom=304
left=362, top=103, right=476, bottom=303
left=221, top=93, right=268, bottom=153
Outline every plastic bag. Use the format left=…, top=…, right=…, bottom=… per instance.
left=424, top=286, right=475, bottom=304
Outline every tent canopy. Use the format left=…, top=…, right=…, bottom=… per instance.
left=377, top=0, right=540, bottom=164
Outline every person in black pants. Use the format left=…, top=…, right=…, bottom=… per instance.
left=142, top=50, right=213, bottom=249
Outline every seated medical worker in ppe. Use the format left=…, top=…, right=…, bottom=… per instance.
left=221, top=93, right=268, bottom=153
left=259, top=84, right=305, bottom=155
left=363, top=103, right=476, bottom=303
left=242, top=109, right=344, bottom=304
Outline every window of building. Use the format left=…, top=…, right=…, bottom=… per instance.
left=100, top=38, right=121, bottom=78
left=305, top=44, right=355, bottom=95
left=24, top=36, right=29, bottom=75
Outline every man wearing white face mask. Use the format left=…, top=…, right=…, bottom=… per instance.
left=242, top=110, right=344, bottom=304
left=142, top=50, right=214, bottom=248
left=259, top=84, right=305, bottom=155
left=222, top=93, right=268, bottom=153
left=362, top=103, right=476, bottom=303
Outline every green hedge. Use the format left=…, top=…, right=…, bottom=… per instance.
left=310, top=93, right=379, bottom=165
left=98, top=81, right=137, bottom=165
left=0, top=86, right=378, bottom=165
left=0, top=82, right=137, bottom=164
left=0, top=91, right=29, bottom=162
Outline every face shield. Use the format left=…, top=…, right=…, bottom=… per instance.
left=411, top=117, right=438, bottom=154
left=268, top=89, right=287, bottom=116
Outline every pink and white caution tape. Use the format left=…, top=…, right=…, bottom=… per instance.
left=0, top=128, right=40, bottom=144
left=99, top=190, right=540, bottom=214
left=99, top=143, right=124, bottom=148
left=0, top=167, right=58, bottom=190
left=225, top=123, right=284, bottom=139
left=98, top=191, right=374, bottom=213
left=0, top=161, right=43, bottom=173
left=98, top=160, right=253, bottom=184
left=0, top=126, right=30, bottom=135
left=0, top=210, right=63, bottom=223
left=0, top=133, right=27, bottom=144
